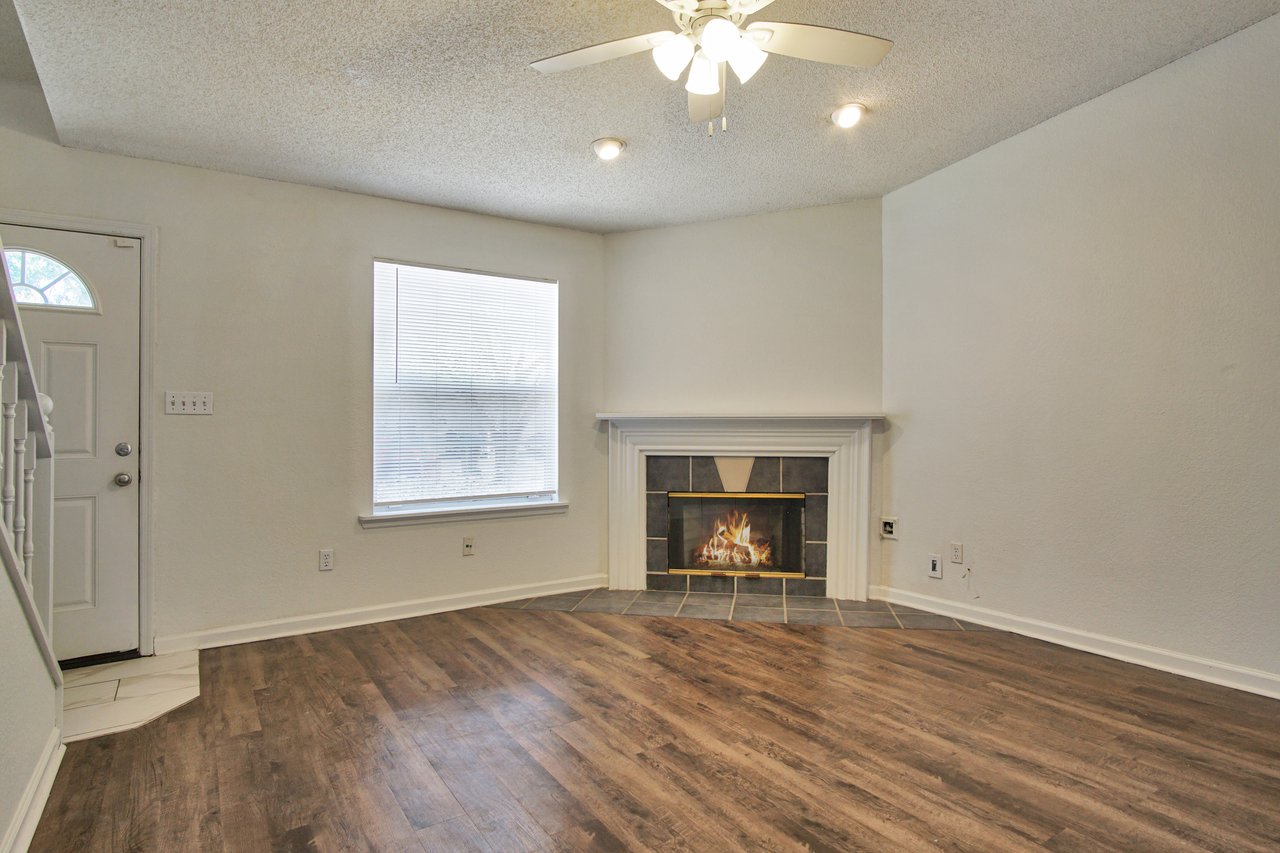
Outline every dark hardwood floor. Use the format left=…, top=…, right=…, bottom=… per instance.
left=32, top=605, right=1280, bottom=851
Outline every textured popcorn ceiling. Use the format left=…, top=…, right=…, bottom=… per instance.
left=8, top=1, right=1280, bottom=232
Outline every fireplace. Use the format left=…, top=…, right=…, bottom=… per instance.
left=666, top=492, right=805, bottom=577
left=600, top=414, right=879, bottom=600
left=641, top=454, right=831, bottom=595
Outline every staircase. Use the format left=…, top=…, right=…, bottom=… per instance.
left=0, top=234, right=59, bottom=696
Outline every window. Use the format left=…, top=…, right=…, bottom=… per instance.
left=3, top=249, right=96, bottom=309
left=370, top=260, right=559, bottom=519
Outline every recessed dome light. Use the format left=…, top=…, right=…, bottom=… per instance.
left=832, top=102, right=867, bottom=128
left=591, top=137, right=626, bottom=161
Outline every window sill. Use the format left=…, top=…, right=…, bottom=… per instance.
left=358, top=501, right=569, bottom=529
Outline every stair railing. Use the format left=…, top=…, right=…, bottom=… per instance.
left=0, top=237, right=59, bottom=684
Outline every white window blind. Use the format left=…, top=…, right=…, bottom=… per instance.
left=373, top=260, right=558, bottom=511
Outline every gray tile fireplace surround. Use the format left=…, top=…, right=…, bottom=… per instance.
left=645, top=455, right=828, bottom=596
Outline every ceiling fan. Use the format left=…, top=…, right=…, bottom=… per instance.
left=530, top=0, right=892, bottom=127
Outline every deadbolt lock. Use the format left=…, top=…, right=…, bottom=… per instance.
left=115, top=442, right=133, bottom=457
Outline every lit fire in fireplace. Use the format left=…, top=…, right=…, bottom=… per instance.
left=694, top=511, right=774, bottom=568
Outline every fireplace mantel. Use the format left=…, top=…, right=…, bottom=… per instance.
left=597, top=414, right=881, bottom=600
left=596, top=413, right=887, bottom=421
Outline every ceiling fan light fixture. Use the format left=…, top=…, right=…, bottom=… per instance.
left=728, top=37, right=768, bottom=84
left=528, top=5, right=894, bottom=130
left=652, top=33, right=694, bottom=80
left=685, top=51, right=720, bottom=96
left=591, top=137, right=626, bottom=161
left=832, top=102, right=867, bottom=128
left=698, top=17, right=741, bottom=63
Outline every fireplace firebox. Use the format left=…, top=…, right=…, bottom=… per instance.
left=666, top=492, right=805, bottom=577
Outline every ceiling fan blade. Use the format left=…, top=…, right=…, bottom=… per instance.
left=745, top=21, right=892, bottom=67
left=531, top=31, right=674, bottom=73
left=688, top=66, right=726, bottom=123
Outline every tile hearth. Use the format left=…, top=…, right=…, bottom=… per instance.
left=492, top=588, right=1003, bottom=632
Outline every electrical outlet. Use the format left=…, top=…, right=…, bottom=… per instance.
left=880, top=517, right=899, bottom=540
left=318, top=549, right=334, bottom=571
left=462, top=536, right=475, bottom=557
left=928, top=554, right=943, bottom=579
left=950, top=542, right=964, bottom=564
left=165, top=391, right=213, bottom=415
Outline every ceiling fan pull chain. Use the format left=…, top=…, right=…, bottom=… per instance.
left=707, top=120, right=714, bottom=137
left=722, top=115, right=728, bottom=132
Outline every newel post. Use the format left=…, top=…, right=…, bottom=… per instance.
left=1, top=366, right=14, bottom=532
left=12, top=401, right=27, bottom=572
left=32, top=392, right=54, bottom=631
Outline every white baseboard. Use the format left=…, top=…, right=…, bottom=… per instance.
left=870, top=585, right=1280, bottom=700
left=154, top=573, right=607, bottom=653
left=2, top=727, right=64, bottom=853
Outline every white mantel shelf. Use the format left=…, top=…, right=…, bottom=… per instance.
left=596, top=413, right=886, bottom=421
left=600, top=414, right=877, bottom=600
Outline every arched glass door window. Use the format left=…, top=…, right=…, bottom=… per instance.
left=3, top=248, right=96, bottom=309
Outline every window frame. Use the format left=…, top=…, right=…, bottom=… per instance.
left=359, top=257, right=566, bottom=529
left=3, top=246, right=101, bottom=314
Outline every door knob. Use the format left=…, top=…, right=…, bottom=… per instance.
left=114, top=473, right=133, bottom=487
left=115, top=442, right=133, bottom=457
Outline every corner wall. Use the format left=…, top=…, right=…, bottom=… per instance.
left=603, top=201, right=883, bottom=414
left=880, top=15, right=1280, bottom=684
left=603, top=201, right=886, bottom=590
left=0, top=80, right=608, bottom=646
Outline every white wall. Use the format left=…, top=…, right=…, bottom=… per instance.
left=0, top=578, right=57, bottom=850
left=0, top=81, right=608, bottom=644
left=881, top=15, right=1280, bottom=679
left=603, top=202, right=883, bottom=414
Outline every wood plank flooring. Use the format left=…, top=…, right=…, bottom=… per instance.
left=32, top=605, right=1280, bottom=851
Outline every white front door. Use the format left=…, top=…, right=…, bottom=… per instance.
left=0, top=224, right=141, bottom=661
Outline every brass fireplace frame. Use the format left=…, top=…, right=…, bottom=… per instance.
left=666, top=491, right=806, bottom=578
left=668, top=492, right=807, bottom=500
left=667, top=568, right=806, bottom=579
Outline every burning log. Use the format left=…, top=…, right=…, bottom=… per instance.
left=693, top=510, right=773, bottom=568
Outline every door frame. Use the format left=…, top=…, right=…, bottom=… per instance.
left=0, top=207, right=158, bottom=656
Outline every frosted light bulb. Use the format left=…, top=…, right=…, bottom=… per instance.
left=652, top=33, right=695, bottom=81
left=728, top=37, right=767, bottom=84
left=685, top=51, right=720, bottom=96
left=832, top=103, right=866, bottom=128
left=591, top=137, right=625, bottom=161
left=699, top=17, right=740, bottom=63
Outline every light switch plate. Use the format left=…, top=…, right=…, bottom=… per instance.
left=928, top=554, right=943, bottom=579
left=165, top=391, right=213, bottom=415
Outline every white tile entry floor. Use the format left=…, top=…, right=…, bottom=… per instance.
left=62, top=650, right=200, bottom=742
